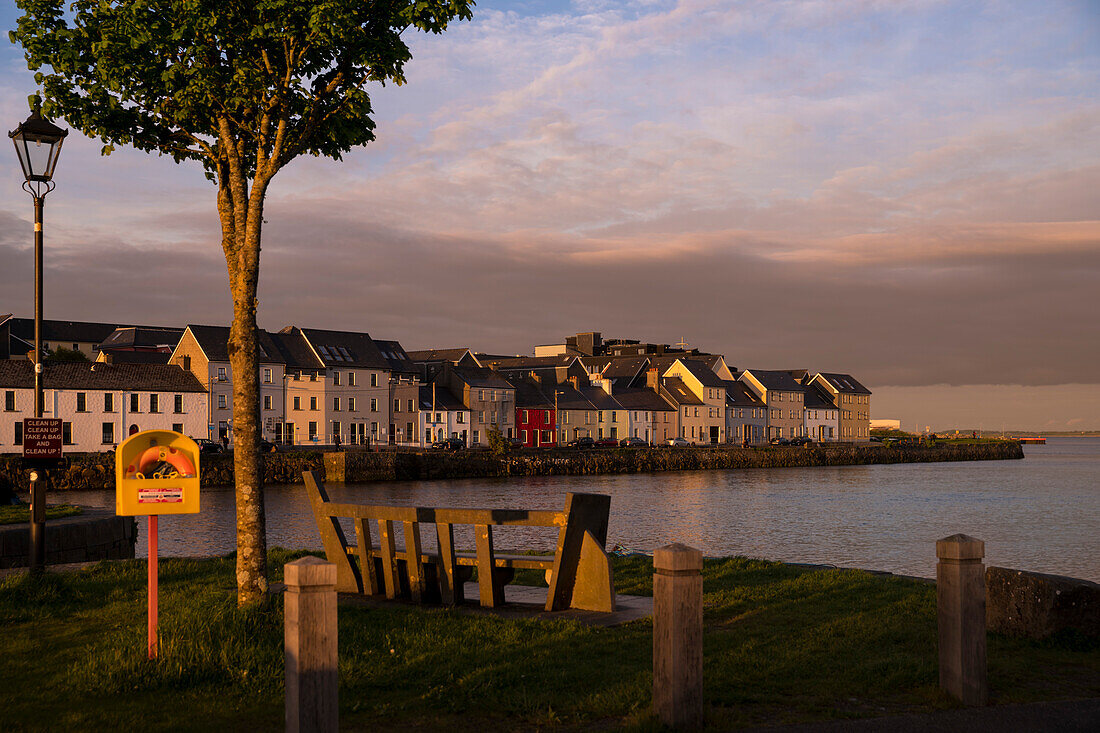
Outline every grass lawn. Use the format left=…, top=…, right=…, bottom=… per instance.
left=0, top=503, right=82, bottom=525
left=1, top=551, right=1096, bottom=731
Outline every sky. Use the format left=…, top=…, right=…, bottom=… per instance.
left=1, top=0, right=1098, bottom=431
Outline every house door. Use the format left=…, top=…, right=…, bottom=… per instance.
left=275, top=423, right=283, bottom=443
left=710, top=426, right=719, bottom=443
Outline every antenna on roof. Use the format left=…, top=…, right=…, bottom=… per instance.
left=675, top=337, right=689, bottom=350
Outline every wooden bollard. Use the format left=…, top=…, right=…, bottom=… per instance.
left=653, top=543, right=703, bottom=730
left=936, top=534, right=987, bottom=706
left=285, top=557, right=338, bottom=733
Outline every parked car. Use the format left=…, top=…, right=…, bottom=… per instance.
left=259, top=439, right=280, bottom=453
left=619, top=436, right=647, bottom=448
left=567, top=436, right=595, bottom=449
left=769, top=437, right=791, bottom=446
left=431, top=438, right=465, bottom=451
left=789, top=436, right=812, bottom=446
left=509, top=437, right=526, bottom=449
left=595, top=437, right=619, bottom=448
left=195, top=438, right=224, bottom=454
left=667, top=437, right=690, bottom=447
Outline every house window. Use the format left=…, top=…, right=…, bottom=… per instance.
left=263, top=368, right=272, bottom=383
left=333, top=397, right=341, bottom=411
left=522, top=410, right=528, bottom=422
left=5, top=391, right=15, bottom=411
left=62, top=422, right=72, bottom=445
left=218, top=394, right=228, bottom=410
left=408, top=399, right=414, bottom=413
left=104, top=393, right=114, bottom=412
left=172, top=423, right=183, bottom=433
left=370, top=373, right=378, bottom=387
left=174, top=394, right=184, bottom=413
left=478, top=390, right=484, bottom=400
left=182, top=356, right=191, bottom=371
left=293, top=396, right=301, bottom=410
left=333, top=372, right=341, bottom=386
left=348, top=397, right=356, bottom=411
left=130, top=394, right=140, bottom=412
left=348, top=372, right=357, bottom=386
left=406, top=421, right=414, bottom=439
left=394, top=399, right=401, bottom=413
left=308, top=422, right=317, bottom=440
left=264, top=395, right=272, bottom=410
left=14, top=422, right=23, bottom=445
left=611, top=411, right=616, bottom=422
left=370, top=398, right=378, bottom=412
left=332, top=421, right=340, bottom=441
left=102, top=422, right=114, bottom=444
left=76, top=392, right=87, bottom=412
left=150, top=394, right=160, bottom=413
left=217, top=366, right=226, bottom=381
left=309, top=396, right=317, bottom=411
left=457, top=413, right=465, bottom=424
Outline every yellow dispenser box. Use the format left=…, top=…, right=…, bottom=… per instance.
left=116, top=430, right=201, bottom=516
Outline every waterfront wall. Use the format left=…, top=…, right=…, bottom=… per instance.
left=0, top=509, right=136, bottom=568
left=0, top=441, right=1021, bottom=490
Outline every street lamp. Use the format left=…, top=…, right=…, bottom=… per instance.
left=10, top=104, right=68, bottom=572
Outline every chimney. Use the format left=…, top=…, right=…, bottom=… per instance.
left=529, top=370, right=541, bottom=384
left=647, top=367, right=659, bottom=392
left=569, top=375, right=579, bottom=389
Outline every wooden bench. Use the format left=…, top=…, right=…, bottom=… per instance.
left=303, top=471, right=615, bottom=612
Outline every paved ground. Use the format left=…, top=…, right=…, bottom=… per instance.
left=743, top=698, right=1100, bottom=732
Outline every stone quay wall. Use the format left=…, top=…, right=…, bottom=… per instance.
left=0, top=509, right=136, bottom=568
left=0, top=440, right=1022, bottom=490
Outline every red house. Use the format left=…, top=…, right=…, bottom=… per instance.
left=512, top=377, right=557, bottom=447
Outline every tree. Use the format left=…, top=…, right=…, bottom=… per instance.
left=12, top=0, right=473, bottom=605
left=43, top=346, right=90, bottom=363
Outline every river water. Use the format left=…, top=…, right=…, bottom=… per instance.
left=60, top=437, right=1099, bottom=581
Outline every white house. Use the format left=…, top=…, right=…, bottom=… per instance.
left=0, top=361, right=206, bottom=453
left=417, top=384, right=471, bottom=446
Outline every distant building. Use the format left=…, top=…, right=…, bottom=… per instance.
left=0, top=361, right=206, bottom=453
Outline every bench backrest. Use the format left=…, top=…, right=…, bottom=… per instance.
left=302, top=470, right=612, bottom=611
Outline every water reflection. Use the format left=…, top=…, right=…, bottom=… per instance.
left=58, top=438, right=1100, bottom=581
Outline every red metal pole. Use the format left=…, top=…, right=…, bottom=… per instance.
left=148, top=514, right=158, bottom=659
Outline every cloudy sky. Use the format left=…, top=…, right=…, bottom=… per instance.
left=2, top=1, right=1098, bottom=430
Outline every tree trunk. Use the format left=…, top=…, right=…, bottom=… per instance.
left=219, top=172, right=269, bottom=607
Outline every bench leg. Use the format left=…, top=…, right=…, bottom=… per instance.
left=403, top=521, right=425, bottom=603
left=475, top=524, right=505, bottom=607
left=354, top=519, right=379, bottom=595
left=436, top=523, right=459, bottom=605
left=378, top=519, right=399, bottom=599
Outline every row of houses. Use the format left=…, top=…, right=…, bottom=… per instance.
left=0, top=317, right=871, bottom=453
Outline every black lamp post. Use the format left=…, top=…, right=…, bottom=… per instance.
left=10, top=104, right=68, bottom=572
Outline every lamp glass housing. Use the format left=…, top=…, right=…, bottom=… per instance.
left=9, top=113, right=68, bottom=183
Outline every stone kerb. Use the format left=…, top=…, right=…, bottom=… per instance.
left=285, top=556, right=338, bottom=733
left=936, top=533, right=987, bottom=706
left=653, top=542, right=704, bottom=730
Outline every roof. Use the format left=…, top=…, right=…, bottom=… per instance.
left=6, top=317, right=122, bottom=345
left=0, top=360, right=206, bottom=392
left=550, top=384, right=595, bottom=410
left=742, top=369, right=805, bottom=393
left=291, top=327, right=391, bottom=370
left=406, top=348, right=477, bottom=365
left=613, top=388, right=676, bottom=411
left=815, top=372, right=872, bottom=395
left=675, top=359, right=726, bottom=388
left=580, top=356, right=650, bottom=381
left=448, top=365, right=515, bottom=390
left=373, top=339, right=418, bottom=375
left=580, top=387, right=622, bottom=411
left=510, top=377, right=554, bottom=408
left=804, top=383, right=837, bottom=410
left=99, top=326, right=184, bottom=350
left=484, top=355, right=579, bottom=370
left=99, top=351, right=172, bottom=365
left=185, top=325, right=287, bottom=365
left=660, top=377, right=704, bottom=406
left=417, top=384, right=467, bottom=412
left=267, top=329, right=324, bottom=370
left=723, top=380, right=765, bottom=407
